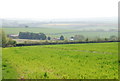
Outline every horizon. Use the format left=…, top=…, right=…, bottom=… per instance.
left=0, top=17, right=118, bottom=22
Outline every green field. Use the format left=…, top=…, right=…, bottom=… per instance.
left=2, top=42, right=118, bottom=79
left=2, top=27, right=118, bottom=38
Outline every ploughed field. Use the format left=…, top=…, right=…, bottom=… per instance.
left=2, top=42, right=118, bottom=79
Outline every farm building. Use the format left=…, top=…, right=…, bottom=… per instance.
left=8, top=34, right=19, bottom=39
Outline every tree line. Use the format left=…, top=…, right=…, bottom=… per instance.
left=1, top=31, right=120, bottom=47
left=12, top=32, right=119, bottom=42
left=19, top=32, right=65, bottom=40
left=19, top=32, right=47, bottom=40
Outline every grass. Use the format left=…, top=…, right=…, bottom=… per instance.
left=2, top=42, right=118, bottom=79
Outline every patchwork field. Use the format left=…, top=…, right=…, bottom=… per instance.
left=2, top=42, right=118, bottom=79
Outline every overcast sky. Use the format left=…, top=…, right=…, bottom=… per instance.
left=0, top=0, right=119, bottom=20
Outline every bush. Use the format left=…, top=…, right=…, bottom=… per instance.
left=0, top=30, right=16, bottom=47
left=7, top=39, right=16, bottom=47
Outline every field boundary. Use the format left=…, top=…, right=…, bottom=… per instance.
left=15, top=41, right=120, bottom=47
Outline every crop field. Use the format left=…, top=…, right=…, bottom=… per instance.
left=2, top=27, right=74, bottom=34
left=2, top=27, right=118, bottom=38
left=2, top=42, right=118, bottom=79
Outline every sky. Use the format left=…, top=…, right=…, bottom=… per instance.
left=0, top=0, right=119, bottom=20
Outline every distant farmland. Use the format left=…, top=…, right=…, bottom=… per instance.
left=2, top=27, right=118, bottom=38
left=2, top=42, right=118, bottom=79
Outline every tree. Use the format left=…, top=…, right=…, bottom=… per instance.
left=97, top=38, right=102, bottom=42
left=70, top=37, right=74, bottom=41
left=0, top=30, right=16, bottom=47
left=48, top=37, right=51, bottom=40
left=1, top=30, right=8, bottom=47
left=118, top=37, right=120, bottom=41
left=74, top=35, right=85, bottom=41
left=25, top=26, right=29, bottom=28
left=19, top=32, right=47, bottom=40
left=104, top=38, right=108, bottom=41
left=109, top=35, right=117, bottom=41
left=85, top=38, right=89, bottom=42
left=7, top=38, right=16, bottom=47
left=60, top=35, right=64, bottom=40
left=71, top=37, right=74, bottom=39
left=39, top=33, right=46, bottom=40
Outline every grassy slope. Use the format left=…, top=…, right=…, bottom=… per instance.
left=2, top=42, right=118, bottom=79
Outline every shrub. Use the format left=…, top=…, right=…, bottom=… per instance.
left=0, top=30, right=16, bottom=47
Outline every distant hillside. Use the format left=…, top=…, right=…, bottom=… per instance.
left=0, top=17, right=117, bottom=31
